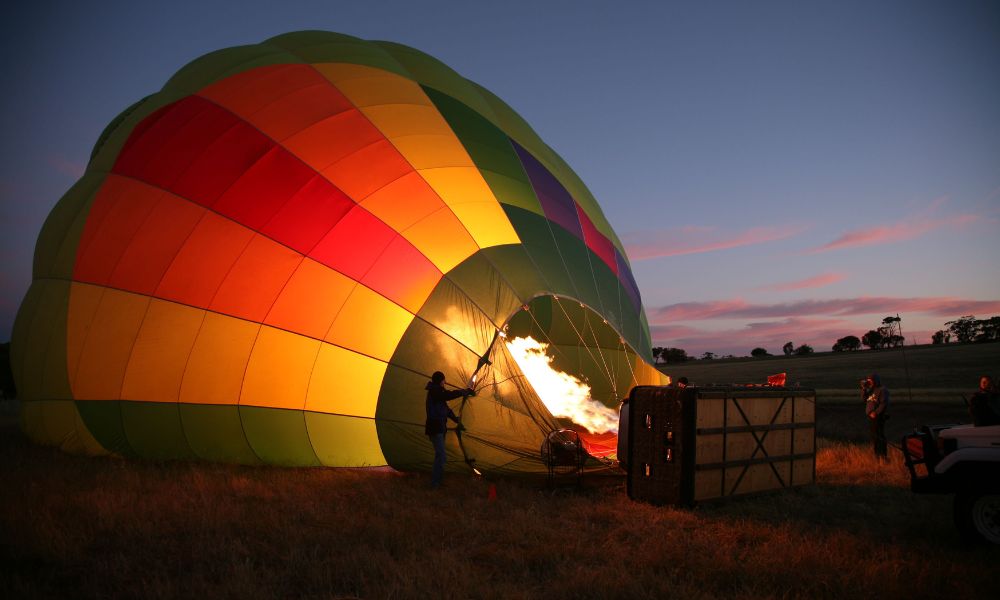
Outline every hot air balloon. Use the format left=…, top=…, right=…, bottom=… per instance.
left=11, top=31, right=666, bottom=475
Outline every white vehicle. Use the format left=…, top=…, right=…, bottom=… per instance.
left=902, top=424, right=1000, bottom=544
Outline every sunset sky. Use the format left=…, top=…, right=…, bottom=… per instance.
left=2, top=1, right=998, bottom=357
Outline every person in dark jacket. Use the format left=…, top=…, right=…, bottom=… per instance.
left=425, top=371, right=474, bottom=488
left=861, top=373, right=890, bottom=461
left=968, top=375, right=1000, bottom=426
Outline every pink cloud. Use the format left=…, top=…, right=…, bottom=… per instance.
left=754, top=272, right=846, bottom=292
left=810, top=198, right=980, bottom=253
left=650, top=296, right=1000, bottom=323
left=623, top=224, right=806, bottom=261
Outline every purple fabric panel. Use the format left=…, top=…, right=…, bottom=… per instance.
left=616, top=248, right=641, bottom=311
left=511, top=141, right=584, bottom=239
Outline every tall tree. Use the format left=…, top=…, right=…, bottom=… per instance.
left=862, top=329, right=882, bottom=350
left=835, top=335, right=861, bottom=351
left=750, top=347, right=769, bottom=357
left=782, top=341, right=794, bottom=356
left=651, top=346, right=663, bottom=364
left=945, top=315, right=977, bottom=343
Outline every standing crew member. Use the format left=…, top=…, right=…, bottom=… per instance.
left=861, top=373, right=890, bottom=461
left=425, top=371, right=474, bottom=489
left=968, top=375, right=1000, bottom=426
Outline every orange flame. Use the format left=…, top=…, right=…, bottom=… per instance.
left=505, top=336, right=618, bottom=434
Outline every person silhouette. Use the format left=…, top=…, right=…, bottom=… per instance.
left=424, top=371, right=474, bottom=488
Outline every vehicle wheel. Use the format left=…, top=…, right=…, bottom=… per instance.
left=954, top=492, right=1000, bottom=545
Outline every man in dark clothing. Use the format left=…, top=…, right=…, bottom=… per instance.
left=425, top=371, right=473, bottom=488
left=862, top=373, right=890, bottom=461
left=969, top=375, right=1000, bottom=426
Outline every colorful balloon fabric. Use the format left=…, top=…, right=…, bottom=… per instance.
left=12, top=31, right=665, bottom=474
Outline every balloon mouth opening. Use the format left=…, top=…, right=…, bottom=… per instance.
left=502, top=296, right=627, bottom=458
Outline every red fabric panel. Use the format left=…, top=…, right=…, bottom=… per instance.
left=211, top=146, right=314, bottom=231
left=260, top=175, right=354, bottom=255
left=73, top=176, right=160, bottom=286
left=576, top=203, right=618, bottom=275
left=308, top=206, right=397, bottom=281
left=108, top=187, right=206, bottom=296
left=361, top=235, right=441, bottom=313
left=209, top=235, right=303, bottom=323
left=171, top=119, right=274, bottom=207
left=154, top=212, right=255, bottom=308
left=114, top=97, right=238, bottom=192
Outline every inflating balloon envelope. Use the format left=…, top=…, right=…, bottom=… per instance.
left=12, top=31, right=667, bottom=475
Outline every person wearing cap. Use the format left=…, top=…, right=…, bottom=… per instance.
left=861, top=373, right=890, bottom=461
left=425, top=371, right=474, bottom=489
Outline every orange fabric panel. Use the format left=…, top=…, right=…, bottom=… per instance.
left=263, top=259, right=355, bottom=340
left=248, top=82, right=355, bottom=142
left=361, top=235, right=441, bottom=313
left=313, top=63, right=431, bottom=108
left=155, top=212, right=254, bottom=308
left=73, top=175, right=160, bottom=286
left=391, top=134, right=474, bottom=170
left=361, top=104, right=452, bottom=138
left=320, top=139, right=414, bottom=201
left=69, top=288, right=150, bottom=400
left=120, top=299, right=205, bottom=403
left=324, top=285, right=414, bottom=362
left=281, top=110, right=384, bottom=173
left=109, top=185, right=206, bottom=296
left=240, top=326, right=321, bottom=410
left=399, top=206, right=479, bottom=273
left=198, top=64, right=330, bottom=118
left=209, top=234, right=303, bottom=323
left=305, top=344, right=387, bottom=417
left=178, top=312, right=259, bottom=405
left=359, top=171, right=446, bottom=232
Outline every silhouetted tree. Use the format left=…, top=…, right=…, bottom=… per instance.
left=750, top=347, right=769, bottom=357
left=931, top=330, right=949, bottom=344
left=651, top=347, right=664, bottom=364
left=701, top=351, right=716, bottom=360
left=782, top=341, right=794, bottom=356
left=794, top=344, right=813, bottom=355
left=862, top=330, right=882, bottom=350
left=661, top=347, right=689, bottom=363
left=975, top=316, right=1000, bottom=342
left=945, top=315, right=977, bottom=343
left=834, top=335, right=861, bottom=352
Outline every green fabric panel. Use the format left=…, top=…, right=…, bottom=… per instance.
left=384, top=315, right=482, bottom=388
left=375, top=42, right=497, bottom=119
left=638, top=312, right=654, bottom=363
left=239, top=406, right=320, bottom=466
left=416, top=275, right=498, bottom=357
left=15, top=280, right=69, bottom=401
left=10, top=282, right=43, bottom=396
left=481, top=170, right=543, bottom=216
left=178, top=404, right=262, bottom=465
left=502, top=206, right=577, bottom=299
left=422, top=86, right=543, bottom=215
left=162, top=45, right=301, bottom=95
left=120, top=401, right=196, bottom=460
left=375, top=365, right=443, bottom=470
left=76, top=400, right=135, bottom=457
left=548, top=225, right=603, bottom=312
left=265, top=31, right=408, bottom=76
left=477, top=245, right=549, bottom=304
left=442, top=252, right=523, bottom=327
left=32, top=173, right=103, bottom=280
left=305, top=413, right=387, bottom=467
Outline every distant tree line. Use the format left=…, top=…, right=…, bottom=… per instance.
left=650, top=314, right=999, bottom=364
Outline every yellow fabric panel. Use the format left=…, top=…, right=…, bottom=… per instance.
left=324, top=285, right=413, bottom=361
left=400, top=207, right=478, bottom=273
left=263, top=258, right=355, bottom=340
left=390, top=134, right=474, bottom=170
left=306, top=413, right=388, bottom=467
left=15, top=279, right=70, bottom=401
left=120, top=299, right=205, bottom=403
left=178, top=312, right=259, bottom=405
left=70, top=288, right=150, bottom=401
left=448, top=201, right=520, bottom=249
left=313, top=63, right=431, bottom=108
left=359, top=171, right=444, bottom=232
left=305, top=343, right=388, bottom=417
left=418, top=167, right=520, bottom=248
left=240, top=326, right=321, bottom=410
left=67, top=283, right=105, bottom=387
left=360, top=104, right=453, bottom=138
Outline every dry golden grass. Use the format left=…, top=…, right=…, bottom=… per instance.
left=1, top=414, right=997, bottom=599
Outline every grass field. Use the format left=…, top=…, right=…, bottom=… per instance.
left=2, top=343, right=998, bottom=598
left=2, top=407, right=998, bottom=598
